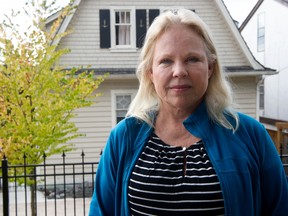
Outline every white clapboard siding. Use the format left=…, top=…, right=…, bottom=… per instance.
left=231, top=76, right=257, bottom=118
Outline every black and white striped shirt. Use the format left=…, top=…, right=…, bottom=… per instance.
left=128, top=133, right=225, bottom=216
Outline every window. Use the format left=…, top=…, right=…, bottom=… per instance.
left=99, top=9, right=159, bottom=49
left=259, top=81, right=264, bottom=110
left=111, top=8, right=135, bottom=49
left=116, top=95, right=131, bottom=122
left=257, top=13, right=265, bottom=52
left=111, top=90, right=136, bottom=126
left=115, top=11, right=131, bottom=46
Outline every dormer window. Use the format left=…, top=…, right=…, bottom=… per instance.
left=99, top=8, right=159, bottom=51
left=115, top=10, right=132, bottom=46
left=111, top=8, right=135, bottom=50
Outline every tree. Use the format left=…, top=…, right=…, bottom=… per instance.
left=0, top=1, right=106, bottom=215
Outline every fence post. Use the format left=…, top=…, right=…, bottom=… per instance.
left=2, top=156, right=9, bottom=216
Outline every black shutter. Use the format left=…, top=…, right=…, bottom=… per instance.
left=136, top=10, right=147, bottom=48
left=99, top=10, right=111, bottom=48
left=149, top=9, right=160, bottom=26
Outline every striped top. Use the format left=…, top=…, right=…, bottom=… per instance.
left=128, top=133, right=225, bottom=216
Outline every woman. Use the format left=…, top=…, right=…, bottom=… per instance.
left=89, top=9, right=288, bottom=215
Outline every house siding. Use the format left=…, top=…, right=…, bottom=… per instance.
left=59, top=79, right=138, bottom=163
left=231, top=76, right=257, bottom=118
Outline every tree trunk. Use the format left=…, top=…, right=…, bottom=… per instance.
left=30, top=168, right=37, bottom=216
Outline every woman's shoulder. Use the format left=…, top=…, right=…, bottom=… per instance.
left=236, top=112, right=267, bottom=134
left=113, top=116, right=145, bottom=129
left=111, top=116, right=151, bottom=136
left=107, top=116, right=153, bottom=154
left=237, top=112, right=262, bottom=126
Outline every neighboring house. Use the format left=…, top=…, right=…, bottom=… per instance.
left=48, top=0, right=275, bottom=164
left=240, top=0, right=288, bottom=126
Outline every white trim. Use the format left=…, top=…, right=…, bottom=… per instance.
left=51, top=0, right=82, bottom=46
left=110, top=6, right=136, bottom=51
left=46, top=10, right=61, bottom=24
left=111, top=90, right=137, bottom=126
left=110, top=48, right=138, bottom=53
left=227, top=70, right=277, bottom=77
left=105, top=74, right=136, bottom=80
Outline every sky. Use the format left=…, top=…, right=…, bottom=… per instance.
left=223, top=0, right=258, bottom=25
left=0, top=0, right=258, bottom=30
left=0, top=0, right=70, bottom=22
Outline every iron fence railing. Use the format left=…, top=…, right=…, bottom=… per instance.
left=0, top=150, right=287, bottom=216
left=0, top=152, right=98, bottom=216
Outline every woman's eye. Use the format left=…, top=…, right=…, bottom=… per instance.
left=160, top=59, right=172, bottom=64
left=187, top=57, right=199, bottom=63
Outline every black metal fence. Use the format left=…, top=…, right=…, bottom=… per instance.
left=281, top=154, right=288, bottom=176
left=0, top=150, right=287, bottom=216
left=0, top=152, right=98, bottom=216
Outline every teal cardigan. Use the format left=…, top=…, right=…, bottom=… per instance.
left=89, top=103, right=288, bottom=215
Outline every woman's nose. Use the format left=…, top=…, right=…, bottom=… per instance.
left=172, top=62, right=188, bottom=77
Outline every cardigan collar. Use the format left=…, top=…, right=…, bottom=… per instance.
left=131, top=100, right=211, bottom=151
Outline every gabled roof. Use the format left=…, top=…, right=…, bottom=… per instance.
left=240, top=0, right=288, bottom=32
left=275, top=0, right=288, bottom=6
left=216, top=0, right=268, bottom=70
left=239, top=0, right=264, bottom=32
left=48, top=0, right=275, bottom=74
left=47, top=0, right=82, bottom=46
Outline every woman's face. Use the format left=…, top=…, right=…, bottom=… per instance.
left=150, top=24, right=214, bottom=114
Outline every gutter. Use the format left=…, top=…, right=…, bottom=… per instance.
left=224, top=66, right=277, bottom=76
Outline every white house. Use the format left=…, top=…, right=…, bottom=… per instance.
left=48, top=0, right=275, bottom=164
left=240, top=0, right=288, bottom=125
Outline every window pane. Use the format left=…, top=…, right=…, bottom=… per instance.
left=116, top=95, right=131, bottom=109
left=115, top=95, right=131, bottom=123
left=115, top=26, right=131, bottom=45
left=117, top=116, right=125, bottom=123
left=120, top=12, right=125, bottom=24
left=116, top=110, right=128, bottom=117
left=258, top=36, right=265, bottom=52
left=259, top=93, right=264, bottom=109
left=258, top=28, right=265, bottom=37
left=259, top=83, right=264, bottom=109
left=257, top=13, right=265, bottom=52
left=126, top=12, right=130, bottom=23
left=114, top=10, right=131, bottom=46
left=258, top=13, right=265, bottom=28
left=115, top=12, right=120, bottom=24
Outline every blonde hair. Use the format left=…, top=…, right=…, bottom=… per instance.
left=127, top=9, right=239, bottom=131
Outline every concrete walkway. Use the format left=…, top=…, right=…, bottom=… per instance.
left=6, top=198, right=91, bottom=216
left=0, top=189, right=92, bottom=216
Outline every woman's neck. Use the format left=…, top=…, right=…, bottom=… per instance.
left=154, top=110, right=200, bottom=147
